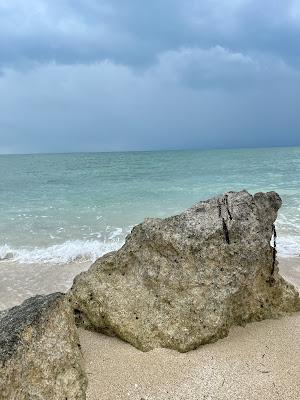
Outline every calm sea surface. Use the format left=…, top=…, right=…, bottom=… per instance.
left=0, top=147, right=299, bottom=264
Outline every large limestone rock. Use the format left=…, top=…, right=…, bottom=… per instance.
left=0, top=293, right=87, bottom=400
left=70, top=191, right=300, bottom=352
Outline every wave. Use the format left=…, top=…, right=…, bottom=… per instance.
left=0, top=239, right=124, bottom=265
left=0, top=233, right=299, bottom=266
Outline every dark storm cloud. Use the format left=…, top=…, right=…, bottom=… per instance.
left=1, top=0, right=300, bottom=67
left=0, top=0, right=300, bottom=153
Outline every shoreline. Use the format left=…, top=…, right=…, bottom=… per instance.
left=0, top=260, right=91, bottom=311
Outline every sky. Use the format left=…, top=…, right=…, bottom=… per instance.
left=0, top=0, right=300, bottom=154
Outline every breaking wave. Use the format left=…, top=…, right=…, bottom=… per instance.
left=0, top=239, right=124, bottom=265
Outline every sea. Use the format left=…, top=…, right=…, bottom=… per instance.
left=1, top=146, right=300, bottom=263
left=0, top=147, right=299, bottom=309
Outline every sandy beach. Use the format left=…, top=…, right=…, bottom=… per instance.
left=0, top=257, right=299, bottom=399
left=79, top=257, right=300, bottom=400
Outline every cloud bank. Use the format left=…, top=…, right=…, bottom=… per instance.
left=0, top=0, right=300, bottom=153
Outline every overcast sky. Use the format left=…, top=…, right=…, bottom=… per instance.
left=0, top=0, right=300, bottom=154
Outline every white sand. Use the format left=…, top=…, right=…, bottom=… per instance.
left=80, top=257, right=300, bottom=400
left=0, top=260, right=90, bottom=310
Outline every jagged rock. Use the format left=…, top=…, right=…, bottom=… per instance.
left=0, top=293, right=87, bottom=400
left=70, top=191, right=300, bottom=352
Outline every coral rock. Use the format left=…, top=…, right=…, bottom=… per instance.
left=70, top=191, right=300, bottom=352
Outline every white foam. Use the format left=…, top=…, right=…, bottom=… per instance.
left=0, top=244, right=14, bottom=261
left=0, top=239, right=124, bottom=265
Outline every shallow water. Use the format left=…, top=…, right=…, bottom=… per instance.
left=0, top=147, right=299, bottom=265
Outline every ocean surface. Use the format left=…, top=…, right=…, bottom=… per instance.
left=0, top=147, right=299, bottom=265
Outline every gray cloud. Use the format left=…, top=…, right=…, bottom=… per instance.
left=0, top=1, right=300, bottom=153
left=1, top=0, right=300, bottom=67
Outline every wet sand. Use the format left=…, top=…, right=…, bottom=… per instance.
left=0, top=260, right=90, bottom=310
left=279, top=257, right=300, bottom=289
left=80, top=257, right=300, bottom=400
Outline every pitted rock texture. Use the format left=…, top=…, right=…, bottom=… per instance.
left=0, top=293, right=87, bottom=400
left=70, top=191, right=300, bottom=352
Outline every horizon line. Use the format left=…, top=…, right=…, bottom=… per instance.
left=0, top=143, right=299, bottom=157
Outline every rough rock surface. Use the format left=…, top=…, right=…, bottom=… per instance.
left=0, top=293, right=87, bottom=400
left=70, top=191, right=300, bottom=352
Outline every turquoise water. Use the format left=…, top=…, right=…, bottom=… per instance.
left=0, top=147, right=299, bottom=264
